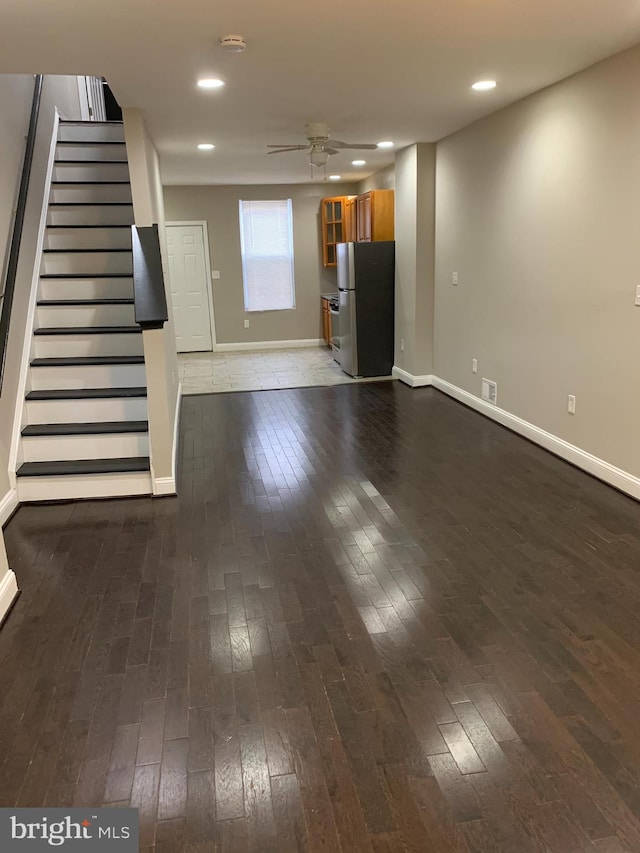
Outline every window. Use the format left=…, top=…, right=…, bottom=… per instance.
left=239, top=199, right=295, bottom=312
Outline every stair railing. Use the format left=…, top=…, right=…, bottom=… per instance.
left=131, top=224, right=168, bottom=330
left=0, top=74, right=43, bottom=392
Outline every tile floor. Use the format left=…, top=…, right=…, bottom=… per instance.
left=178, top=345, right=393, bottom=394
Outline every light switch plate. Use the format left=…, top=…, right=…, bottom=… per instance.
left=212, top=270, right=221, bottom=280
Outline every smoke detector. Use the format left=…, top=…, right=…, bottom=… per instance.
left=219, top=35, right=247, bottom=53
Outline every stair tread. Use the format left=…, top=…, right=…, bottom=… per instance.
left=26, top=387, right=147, bottom=400
left=17, top=457, right=150, bottom=477
left=31, top=355, right=144, bottom=366
left=34, top=326, right=140, bottom=335
left=46, top=224, right=131, bottom=229
left=56, top=140, right=126, bottom=145
left=48, top=202, right=133, bottom=207
left=22, top=421, right=148, bottom=436
left=51, top=180, right=130, bottom=185
left=59, top=120, right=124, bottom=125
left=54, top=159, right=128, bottom=164
left=42, top=248, right=131, bottom=253
left=40, top=273, right=133, bottom=279
left=38, top=299, right=134, bottom=305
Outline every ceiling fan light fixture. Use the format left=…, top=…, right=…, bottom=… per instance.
left=329, top=175, right=341, bottom=181
left=352, top=159, right=366, bottom=166
left=377, top=140, right=394, bottom=149
left=309, top=149, right=329, bottom=167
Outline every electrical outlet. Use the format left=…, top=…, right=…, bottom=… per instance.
left=244, top=319, right=250, bottom=329
left=212, top=270, right=221, bottom=280
left=452, top=272, right=459, bottom=286
left=568, top=394, right=576, bottom=414
left=400, top=339, right=405, bottom=352
left=635, top=284, right=640, bottom=306
left=472, top=358, right=478, bottom=374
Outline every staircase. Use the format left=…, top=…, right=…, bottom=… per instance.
left=15, top=120, right=153, bottom=501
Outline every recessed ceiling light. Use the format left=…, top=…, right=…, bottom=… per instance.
left=197, top=143, right=215, bottom=151
left=352, top=159, right=366, bottom=166
left=377, top=140, right=394, bottom=149
left=197, top=78, right=225, bottom=90
left=471, top=80, right=497, bottom=91
left=329, top=175, right=341, bottom=181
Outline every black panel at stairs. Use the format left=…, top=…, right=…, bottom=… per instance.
left=37, top=299, right=134, bottom=306
left=34, top=326, right=141, bottom=335
left=48, top=202, right=133, bottom=207
left=42, top=248, right=132, bottom=253
left=26, top=387, right=147, bottom=400
left=17, top=457, right=150, bottom=478
left=54, top=159, right=128, bottom=165
left=39, top=273, right=133, bottom=279
left=31, top=356, right=144, bottom=367
left=22, top=421, right=148, bottom=437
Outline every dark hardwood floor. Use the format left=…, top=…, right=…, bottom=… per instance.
left=2, top=381, right=640, bottom=851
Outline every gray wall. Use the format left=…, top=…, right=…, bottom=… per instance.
left=163, top=182, right=358, bottom=345
left=0, top=74, right=81, bottom=499
left=434, top=43, right=640, bottom=478
left=358, top=163, right=395, bottom=193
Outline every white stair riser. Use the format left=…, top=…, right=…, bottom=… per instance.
left=22, top=432, right=149, bottom=462
left=33, top=332, right=143, bottom=358
left=50, top=184, right=132, bottom=203
left=55, top=143, right=127, bottom=162
left=41, top=251, right=132, bottom=276
left=17, top=472, right=152, bottom=502
left=39, top=277, right=134, bottom=301
left=53, top=162, right=130, bottom=183
left=30, top=363, right=146, bottom=390
left=47, top=205, right=134, bottom=227
left=45, top=227, right=132, bottom=250
left=27, top=397, right=148, bottom=423
left=57, top=124, right=125, bottom=143
left=37, top=304, right=135, bottom=327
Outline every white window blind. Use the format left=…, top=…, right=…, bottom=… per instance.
left=239, top=199, right=296, bottom=312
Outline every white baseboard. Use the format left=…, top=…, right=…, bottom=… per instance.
left=0, top=489, right=19, bottom=527
left=392, top=366, right=434, bottom=388
left=152, top=381, right=181, bottom=497
left=432, top=377, right=640, bottom=502
left=153, top=477, right=177, bottom=496
left=213, top=339, right=324, bottom=353
left=0, top=570, right=19, bottom=626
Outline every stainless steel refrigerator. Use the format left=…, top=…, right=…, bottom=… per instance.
left=337, top=241, right=395, bottom=377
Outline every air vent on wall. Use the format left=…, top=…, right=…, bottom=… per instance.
left=481, top=378, right=497, bottom=405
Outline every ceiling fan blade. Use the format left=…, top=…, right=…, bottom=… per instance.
left=324, top=147, right=339, bottom=155
left=267, top=146, right=309, bottom=154
left=330, top=140, right=378, bottom=150
left=267, top=144, right=308, bottom=150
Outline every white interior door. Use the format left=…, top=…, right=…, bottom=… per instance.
left=166, top=224, right=214, bottom=352
left=77, top=76, right=106, bottom=121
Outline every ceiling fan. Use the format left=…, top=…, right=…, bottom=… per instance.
left=267, top=122, right=377, bottom=167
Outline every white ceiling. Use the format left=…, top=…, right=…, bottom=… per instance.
left=1, top=0, right=640, bottom=185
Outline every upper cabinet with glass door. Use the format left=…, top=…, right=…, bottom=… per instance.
left=321, top=196, right=349, bottom=267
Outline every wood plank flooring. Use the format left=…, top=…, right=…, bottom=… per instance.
left=2, top=381, right=640, bottom=851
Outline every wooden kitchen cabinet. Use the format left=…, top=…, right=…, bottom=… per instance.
left=356, top=189, right=394, bottom=242
left=345, top=196, right=357, bottom=242
left=321, top=196, right=346, bottom=267
left=321, top=296, right=332, bottom=345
